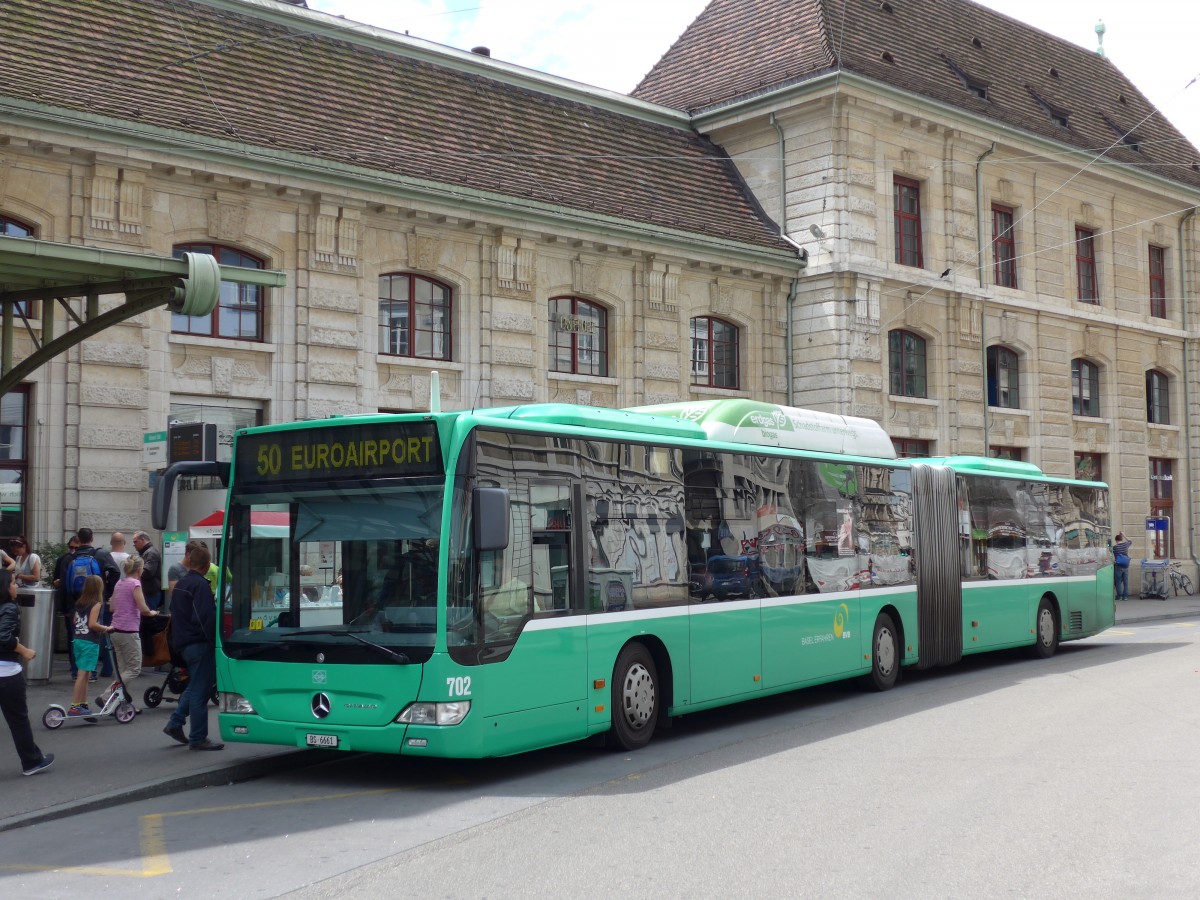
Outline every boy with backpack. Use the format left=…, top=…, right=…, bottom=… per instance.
left=63, top=528, right=120, bottom=680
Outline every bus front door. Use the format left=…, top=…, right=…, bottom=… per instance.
left=476, top=480, right=588, bottom=751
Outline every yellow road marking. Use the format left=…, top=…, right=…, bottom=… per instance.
left=0, top=786, right=408, bottom=879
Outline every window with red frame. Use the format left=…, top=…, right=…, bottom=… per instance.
left=691, top=316, right=739, bottom=389
left=172, top=244, right=265, bottom=340
left=1075, top=227, right=1097, bottom=302
left=992, top=205, right=1017, bottom=288
left=1074, top=452, right=1102, bottom=482
left=1149, top=458, right=1173, bottom=558
left=893, top=177, right=924, bottom=267
left=379, top=274, right=452, bottom=360
left=893, top=437, right=931, bottom=458
left=1149, top=245, right=1166, bottom=318
left=549, top=297, right=607, bottom=376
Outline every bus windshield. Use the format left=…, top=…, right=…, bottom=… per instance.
left=221, top=482, right=445, bottom=663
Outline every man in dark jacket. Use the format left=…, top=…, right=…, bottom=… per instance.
left=163, top=543, right=223, bottom=751
left=52, top=534, right=81, bottom=679
left=132, top=531, right=163, bottom=610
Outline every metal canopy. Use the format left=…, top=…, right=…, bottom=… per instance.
left=0, top=235, right=287, bottom=394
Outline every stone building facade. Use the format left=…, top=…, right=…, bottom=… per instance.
left=0, top=0, right=799, bottom=541
left=3, top=0, right=1199, bottom=569
left=635, top=0, right=1200, bottom=564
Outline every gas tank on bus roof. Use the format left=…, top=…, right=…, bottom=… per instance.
left=627, top=399, right=897, bottom=459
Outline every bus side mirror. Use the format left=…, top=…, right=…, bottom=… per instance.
left=474, top=488, right=510, bottom=552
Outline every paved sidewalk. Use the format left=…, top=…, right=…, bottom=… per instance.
left=3, top=593, right=1199, bottom=832
left=2, top=652, right=323, bottom=833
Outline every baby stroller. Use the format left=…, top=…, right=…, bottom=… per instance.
left=42, top=637, right=137, bottom=728
left=140, top=613, right=218, bottom=708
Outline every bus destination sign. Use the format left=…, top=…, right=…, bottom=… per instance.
left=235, top=422, right=443, bottom=487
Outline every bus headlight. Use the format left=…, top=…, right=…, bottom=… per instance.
left=222, top=692, right=257, bottom=715
left=396, top=701, right=470, bottom=726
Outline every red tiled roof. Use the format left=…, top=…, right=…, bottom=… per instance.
left=633, top=0, right=1200, bottom=190
left=0, top=0, right=794, bottom=255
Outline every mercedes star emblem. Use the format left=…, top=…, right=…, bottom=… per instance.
left=312, top=692, right=331, bottom=719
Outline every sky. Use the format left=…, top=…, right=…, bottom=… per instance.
left=307, top=0, right=1200, bottom=151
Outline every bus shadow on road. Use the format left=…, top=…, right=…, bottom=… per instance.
left=282, top=632, right=1182, bottom=798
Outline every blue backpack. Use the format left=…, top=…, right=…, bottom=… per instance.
left=66, top=552, right=103, bottom=598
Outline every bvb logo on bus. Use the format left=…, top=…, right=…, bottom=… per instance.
left=833, top=603, right=850, bottom=639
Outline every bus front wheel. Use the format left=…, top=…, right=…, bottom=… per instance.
left=1029, top=598, right=1059, bottom=659
left=865, top=612, right=900, bottom=692
left=606, top=643, right=658, bottom=751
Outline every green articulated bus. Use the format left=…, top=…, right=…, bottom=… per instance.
left=197, top=399, right=1113, bottom=757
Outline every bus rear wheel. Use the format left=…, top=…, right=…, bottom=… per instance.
left=865, top=612, right=900, bottom=692
left=606, top=643, right=658, bottom=751
left=1029, top=598, right=1059, bottom=659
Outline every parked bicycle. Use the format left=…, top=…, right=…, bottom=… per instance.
left=1168, top=561, right=1194, bottom=597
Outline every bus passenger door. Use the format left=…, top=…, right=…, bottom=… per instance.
left=479, top=480, right=588, bottom=731
left=689, top=577, right=762, bottom=703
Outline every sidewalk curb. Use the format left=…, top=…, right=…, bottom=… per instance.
left=0, top=748, right=341, bottom=834
left=1117, top=608, right=1200, bottom=625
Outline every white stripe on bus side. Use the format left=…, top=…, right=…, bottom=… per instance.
left=521, top=576, right=1096, bottom=632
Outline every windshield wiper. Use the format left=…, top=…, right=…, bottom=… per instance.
left=224, top=641, right=292, bottom=660
left=285, top=628, right=410, bottom=664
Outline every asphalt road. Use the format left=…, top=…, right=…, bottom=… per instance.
left=3, top=617, right=1198, bottom=898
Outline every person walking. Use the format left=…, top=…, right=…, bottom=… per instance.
left=0, top=570, right=54, bottom=775
left=11, top=535, right=42, bottom=587
left=163, top=543, right=223, bottom=751
left=106, top=554, right=158, bottom=711
left=69, top=575, right=112, bottom=720
left=1113, top=531, right=1132, bottom=601
left=52, top=534, right=81, bottom=679
left=132, top=531, right=163, bottom=611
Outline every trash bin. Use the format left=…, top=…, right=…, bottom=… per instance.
left=1139, top=559, right=1170, bottom=601
left=16, top=586, right=55, bottom=683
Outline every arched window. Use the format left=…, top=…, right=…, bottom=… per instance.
left=172, top=243, right=265, bottom=340
left=1071, top=358, right=1100, bottom=416
left=888, top=330, right=927, bottom=398
left=691, top=316, right=739, bottom=389
left=1146, top=369, right=1170, bottom=424
left=0, top=214, right=34, bottom=238
left=549, top=297, right=607, bottom=376
left=379, top=274, right=452, bottom=360
left=986, top=345, right=1020, bottom=409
